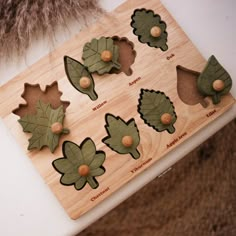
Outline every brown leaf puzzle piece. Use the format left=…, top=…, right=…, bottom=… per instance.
left=13, top=81, right=70, bottom=118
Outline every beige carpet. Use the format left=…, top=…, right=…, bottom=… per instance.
left=79, top=119, right=236, bottom=236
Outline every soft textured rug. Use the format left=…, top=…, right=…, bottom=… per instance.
left=79, top=119, right=236, bottom=236
left=0, top=0, right=102, bottom=58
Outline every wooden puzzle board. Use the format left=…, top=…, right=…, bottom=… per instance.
left=0, top=0, right=234, bottom=219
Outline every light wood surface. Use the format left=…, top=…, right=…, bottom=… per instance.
left=0, top=0, right=234, bottom=220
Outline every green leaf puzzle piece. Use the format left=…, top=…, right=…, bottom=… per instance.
left=102, top=114, right=140, bottom=159
left=131, top=8, right=168, bottom=51
left=18, top=100, right=69, bottom=153
left=52, top=138, right=106, bottom=190
left=197, top=55, right=232, bottom=104
left=138, top=89, right=177, bottom=134
left=82, top=37, right=121, bottom=75
left=64, top=56, right=98, bottom=101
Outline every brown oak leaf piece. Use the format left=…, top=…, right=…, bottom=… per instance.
left=111, top=36, right=136, bottom=76
left=13, top=81, right=70, bottom=118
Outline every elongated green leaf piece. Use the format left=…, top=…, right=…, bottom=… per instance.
left=138, top=89, right=177, bottom=134
left=131, top=8, right=168, bottom=51
left=82, top=37, right=121, bottom=75
left=64, top=56, right=98, bottom=101
left=52, top=138, right=106, bottom=190
left=18, top=100, right=69, bottom=153
left=102, top=114, right=140, bottom=159
left=197, top=55, right=232, bottom=104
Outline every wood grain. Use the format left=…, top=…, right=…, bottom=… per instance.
left=0, top=0, right=234, bottom=219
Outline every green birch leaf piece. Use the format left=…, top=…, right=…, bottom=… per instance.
left=18, top=100, right=69, bottom=153
left=52, top=138, right=106, bottom=191
left=131, top=8, right=168, bottom=51
left=138, top=89, right=177, bottom=134
left=197, top=55, right=232, bottom=104
left=82, top=37, right=121, bottom=75
left=64, top=56, right=98, bottom=101
left=102, top=114, right=140, bottom=159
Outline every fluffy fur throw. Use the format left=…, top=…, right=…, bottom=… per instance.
left=0, top=0, right=102, bottom=58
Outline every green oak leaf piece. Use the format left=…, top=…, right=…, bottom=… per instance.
left=18, top=100, right=69, bottom=153
left=52, top=138, right=106, bottom=190
left=197, top=55, right=232, bottom=104
left=138, top=89, right=177, bottom=134
left=102, top=114, right=140, bottom=159
left=64, top=56, right=98, bottom=101
left=131, top=8, right=168, bottom=51
left=82, top=37, right=121, bottom=75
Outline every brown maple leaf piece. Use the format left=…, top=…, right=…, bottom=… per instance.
left=13, top=81, right=70, bottom=118
left=111, top=36, right=136, bottom=76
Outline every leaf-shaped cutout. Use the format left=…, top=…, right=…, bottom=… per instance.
left=110, top=36, right=136, bottom=76
left=12, top=82, right=70, bottom=118
left=52, top=138, right=106, bottom=190
left=138, top=89, right=177, bottom=134
left=177, top=66, right=208, bottom=108
left=197, top=55, right=232, bottom=104
left=102, top=114, right=140, bottom=159
left=64, top=56, right=98, bottom=101
left=18, top=100, right=69, bottom=153
left=131, top=9, right=168, bottom=51
left=82, top=37, right=121, bottom=75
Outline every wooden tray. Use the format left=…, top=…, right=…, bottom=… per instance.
left=0, top=0, right=234, bottom=219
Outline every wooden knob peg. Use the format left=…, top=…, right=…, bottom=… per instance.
left=212, top=79, right=225, bottom=91
left=78, top=165, right=90, bottom=176
left=122, top=136, right=133, bottom=147
left=161, top=113, right=172, bottom=125
left=101, top=50, right=113, bottom=62
left=79, top=76, right=91, bottom=89
left=51, top=122, right=63, bottom=134
left=150, top=26, right=162, bottom=38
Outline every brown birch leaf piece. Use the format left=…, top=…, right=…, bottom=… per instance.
left=13, top=81, right=70, bottom=118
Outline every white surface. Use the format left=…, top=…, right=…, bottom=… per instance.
left=0, top=0, right=235, bottom=235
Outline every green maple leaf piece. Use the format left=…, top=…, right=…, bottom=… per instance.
left=18, top=100, right=69, bottom=153
left=131, top=9, right=168, bottom=51
left=102, top=114, right=140, bottom=159
left=197, top=55, right=232, bottom=104
left=138, top=89, right=177, bottom=134
left=52, top=138, right=106, bottom=190
left=82, top=37, right=121, bottom=75
left=64, top=56, right=98, bottom=101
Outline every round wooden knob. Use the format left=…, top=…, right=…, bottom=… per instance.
left=78, top=165, right=90, bottom=176
left=150, top=26, right=162, bottom=38
left=101, top=50, right=113, bottom=62
left=161, top=113, right=172, bottom=125
left=79, top=76, right=91, bottom=89
left=122, top=136, right=133, bottom=147
left=51, top=122, right=63, bottom=134
left=212, top=79, right=225, bottom=91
